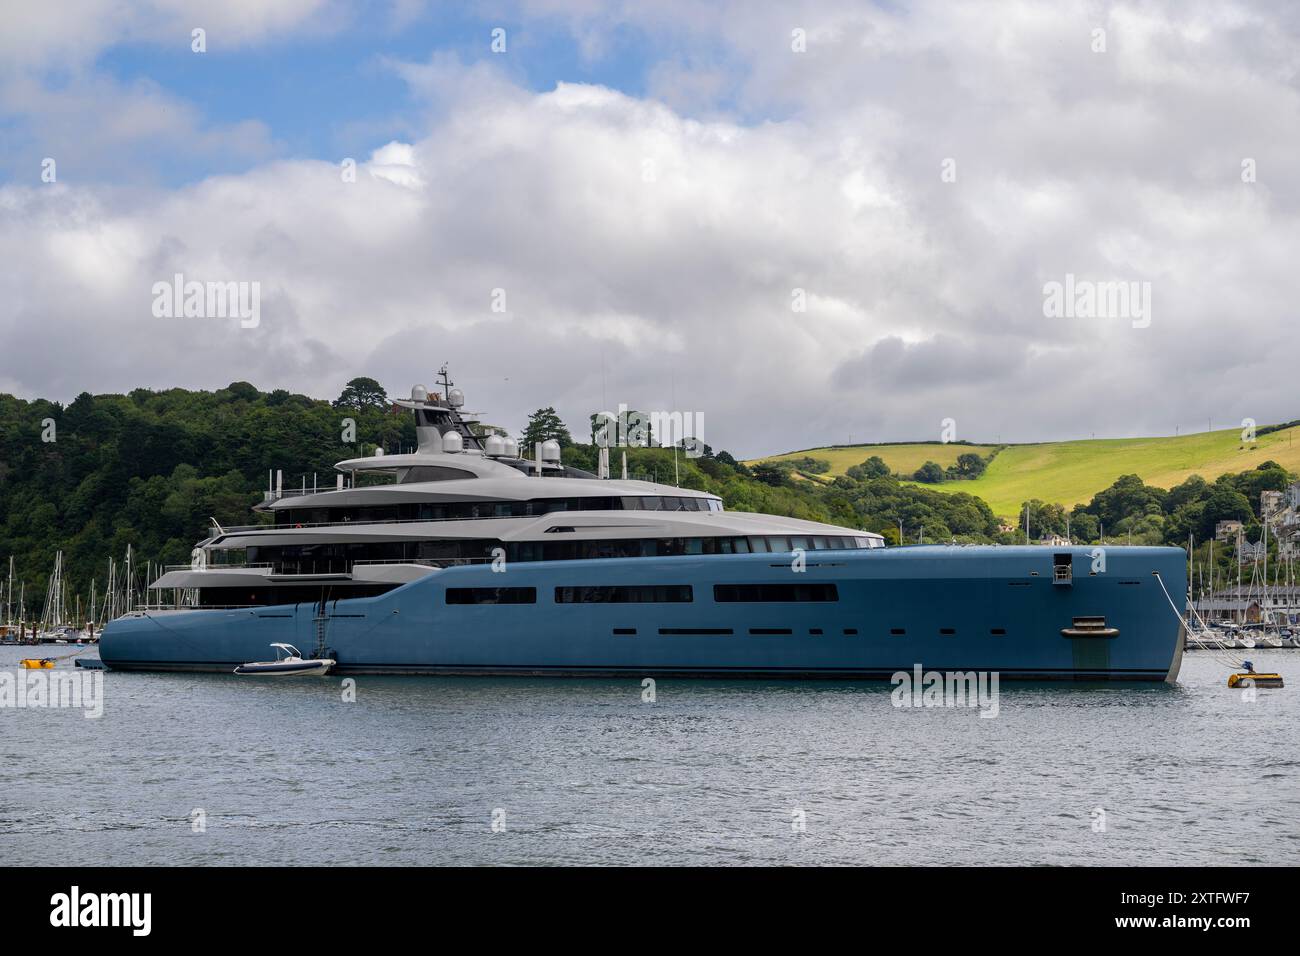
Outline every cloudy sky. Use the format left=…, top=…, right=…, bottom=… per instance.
left=1, top=0, right=1297, bottom=457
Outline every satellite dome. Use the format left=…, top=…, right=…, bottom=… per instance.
left=540, top=439, right=561, bottom=463
left=410, top=384, right=428, bottom=402
left=442, top=431, right=463, bottom=453
left=448, top=388, right=465, bottom=408
left=484, top=435, right=505, bottom=457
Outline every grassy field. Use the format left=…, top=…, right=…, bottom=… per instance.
left=751, top=425, right=1300, bottom=518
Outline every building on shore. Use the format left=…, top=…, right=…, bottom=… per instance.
left=1215, top=519, right=1243, bottom=543
left=1193, top=585, right=1300, bottom=625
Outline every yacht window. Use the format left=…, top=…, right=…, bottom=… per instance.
left=748, top=536, right=769, bottom=553
left=446, top=587, right=536, bottom=605
left=714, top=583, right=839, bottom=603
left=767, top=536, right=790, bottom=552
left=621, top=496, right=643, bottom=511
left=555, top=585, right=693, bottom=604
left=733, top=537, right=751, bottom=553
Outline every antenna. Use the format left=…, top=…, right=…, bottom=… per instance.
left=671, top=372, right=679, bottom=488
left=437, top=364, right=452, bottom=401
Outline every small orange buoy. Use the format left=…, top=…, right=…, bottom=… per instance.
left=20, top=658, right=55, bottom=669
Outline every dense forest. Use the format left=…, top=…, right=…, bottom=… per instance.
left=0, top=378, right=1293, bottom=618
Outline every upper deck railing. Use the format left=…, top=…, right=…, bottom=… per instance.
left=214, top=513, right=537, bottom=535
left=213, top=500, right=719, bottom=536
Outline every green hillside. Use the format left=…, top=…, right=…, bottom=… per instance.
left=752, top=425, right=1300, bottom=518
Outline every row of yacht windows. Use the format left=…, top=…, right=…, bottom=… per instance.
left=274, top=495, right=722, bottom=525
left=446, top=584, right=841, bottom=605
left=243, top=535, right=877, bottom=575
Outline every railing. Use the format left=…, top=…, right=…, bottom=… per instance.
left=160, top=557, right=491, bottom=579
left=214, top=514, right=534, bottom=534
left=215, top=500, right=718, bottom=536
left=350, top=558, right=442, bottom=567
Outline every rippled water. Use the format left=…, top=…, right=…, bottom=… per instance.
left=2, top=645, right=1297, bottom=865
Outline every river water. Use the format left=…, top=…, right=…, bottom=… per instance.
left=2, top=645, right=1296, bottom=865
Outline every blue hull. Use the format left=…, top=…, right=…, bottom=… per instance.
left=99, top=546, right=1186, bottom=681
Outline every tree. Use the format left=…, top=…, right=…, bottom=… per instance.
left=1081, top=474, right=1166, bottom=530
left=952, top=452, right=987, bottom=479
left=787, top=456, right=830, bottom=474
left=752, top=462, right=793, bottom=487
left=1018, top=499, right=1068, bottom=538
left=588, top=409, right=653, bottom=448
left=913, top=461, right=945, bottom=483
left=333, top=377, right=389, bottom=411
left=1165, top=474, right=1209, bottom=512
left=1197, top=484, right=1253, bottom=541
left=521, top=407, right=573, bottom=450
left=847, top=456, right=890, bottom=480
left=223, top=381, right=260, bottom=403
left=1068, top=506, right=1099, bottom=543
left=1224, top=461, right=1291, bottom=516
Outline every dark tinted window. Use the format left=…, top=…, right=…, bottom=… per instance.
left=446, top=587, right=536, bottom=605
left=555, top=585, right=693, bottom=603
left=713, top=583, right=839, bottom=602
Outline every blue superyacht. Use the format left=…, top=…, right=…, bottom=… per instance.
left=99, top=379, right=1186, bottom=681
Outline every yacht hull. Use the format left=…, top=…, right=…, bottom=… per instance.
left=99, top=546, right=1186, bottom=682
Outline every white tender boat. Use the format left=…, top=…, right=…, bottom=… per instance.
left=233, top=643, right=334, bottom=676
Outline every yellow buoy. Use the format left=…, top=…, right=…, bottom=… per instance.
left=1228, top=672, right=1283, bottom=688
left=20, top=658, right=55, bottom=669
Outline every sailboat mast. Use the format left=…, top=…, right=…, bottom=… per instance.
left=1237, top=527, right=1243, bottom=624
left=1264, top=513, right=1269, bottom=625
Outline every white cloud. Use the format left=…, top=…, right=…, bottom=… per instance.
left=0, top=0, right=337, bottom=68
left=2, top=1, right=1299, bottom=458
